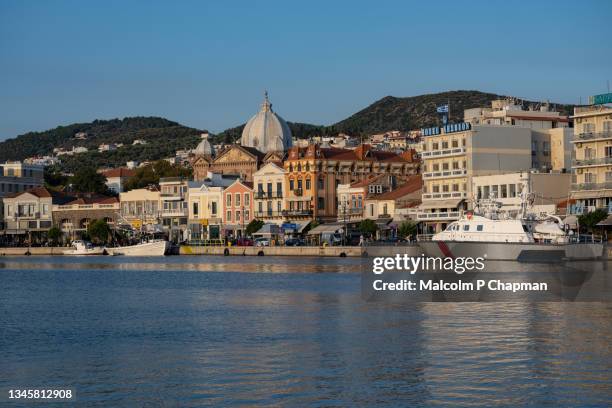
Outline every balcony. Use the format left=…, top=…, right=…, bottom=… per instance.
left=421, top=147, right=466, bottom=159
left=294, top=188, right=303, bottom=196
left=572, top=130, right=612, bottom=142
left=572, top=157, right=612, bottom=167
left=571, top=182, right=612, bottom=191
left=255, top=191, right=283, bottom=199
left=254, top=211, right=284, bottom=218
left=282, top=209, right=313, bottom=217
left=416, top=211, right=461, bottom=221
left=423, top=169, right=467, bottom=179
left=161, top=208, right=188, bottom=217
left=422, top=192, right=467, bottom=200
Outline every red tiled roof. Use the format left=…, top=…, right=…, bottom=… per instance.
left=4, top=186, right=75, bottom=204
left=369, top=175, right=422, bottom=200
left=102, top=168, right=136, bottom=178
left=350, top=174, right=386, bottom=188
left=65, top=196, right=119, bottom=205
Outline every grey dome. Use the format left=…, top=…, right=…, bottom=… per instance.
left=240, top=92, right=292, bottom=153
left=195, top=133, right=214, bottom=156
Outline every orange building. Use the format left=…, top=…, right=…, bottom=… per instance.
left=283, top=144, right=419, bottom=223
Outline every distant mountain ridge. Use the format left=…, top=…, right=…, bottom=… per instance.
left=0, top=90, right=575, bottom=171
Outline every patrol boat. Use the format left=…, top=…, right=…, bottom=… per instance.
left=418, top=198, right=604, bottom=261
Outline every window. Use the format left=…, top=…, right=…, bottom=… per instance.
left=506, top=184, right=515, bottom=198
left=277, top=201, right=282, bottom=213
left=442, top=141, right=448, bottom=149
left=583, top=123, right=595, bottom=134
left=211, top=201, right=217, bottom=215
left=244, top=193, right=250, bottom=206
left=257, top=183, right=263, bottom=192
left=476, top=225, right=483, bottom=231
left=276, top=182, right=282, bottom=196
left=452, top=139, right=458, bottom=148
left=442, top=162, right=449, bottom=170
left=193, top=202, right=199, bottom=216
left=585, top=173, right=596, bottom=183
left=258, top=202, right=263, bottom=212
left=477, top=186, right=482, bottom=199
left=226, top=210, right=232, bottom=222
left=318, top=197, right=325, bottom=210
left=318, top=178, right=324, bottom=189
left=370, top=203, right=374, bottom=217
left=433, top=164, right=440, bottom=171
left=606, top=172, right=612, bottom=182
left=297, top=179, right=303, bottom=190
left=383, top=203, right=388, bottom=215
left=585, top=147, right=595, bottom=159
left=235, top=193, right=241, bottom=207
left=442, top=185, right=449, bottom=192
left=267, top=182, right=273, bottom=194
left=452, top=161, right=459, bottom=170
left=433, top=185, right=440, bottom=193
left=452, top=184, right=459, bottom=192
left=606, top=146, right=612, bottom=158
left=463, top=225, right=469, bottom=231
left=289, top=179, right=295, bottom=190
left=226, top=194, right=231, bottom=206
left=432, top=142, right=439, bottom=150
left=305, top=178, right=311, bottom=190
left=604, top=121, right=612, bottom=132
left=244, top=210, right=250, bottom=221
left=235, top=211, right=240, bottom=221
left=491, top=185, right=499, bottom=198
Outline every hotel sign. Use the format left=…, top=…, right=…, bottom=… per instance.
left=421, top=122, right=471, bottom=137
left=589, top=93, right=612, bottom=105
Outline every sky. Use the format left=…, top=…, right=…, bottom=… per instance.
left=0, top=0, right=611, bottom=140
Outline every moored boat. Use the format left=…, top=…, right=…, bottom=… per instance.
left=106, top=239, right=170, bottom=256
left=63, top=240, right=107, bottom=256
left=418, top=199, right=604, bottom=261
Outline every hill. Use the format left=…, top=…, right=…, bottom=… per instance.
left=0, top=90, right=576, bottom=172
left=328, top=90, right=575, bottom=136
left=0, top=117, right=204, bottom=172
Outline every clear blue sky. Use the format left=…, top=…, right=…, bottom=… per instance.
left=1, top=0, right=610, bottom=140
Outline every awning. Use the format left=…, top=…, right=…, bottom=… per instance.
left=254, top=223, right=282, bottom=236
left=419, top=199, right=463, bottom=210
left=596, top=215, right=612, bottom=226
left=307, top=224, right=343, bottom=235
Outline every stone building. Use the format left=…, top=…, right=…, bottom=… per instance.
left=53, top=196, right=120, bottom=239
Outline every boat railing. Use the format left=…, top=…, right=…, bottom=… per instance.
left=188, top=239, right=226, bottom=247
left=417, top=234, right=434, bottom=242
left=571, top=234, right=604, bottom=244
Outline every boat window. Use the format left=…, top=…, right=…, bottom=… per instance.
left=463, top=225, right=470, bottom=231
left=476, top=225, right=483, bottom=231
left=522, top=225, right=529, bottom=232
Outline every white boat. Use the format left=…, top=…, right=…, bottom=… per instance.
left=418, top=199, right=604, bottom=261
left=63, top=240, right=107, bottom=256
left=106, top=239, right=170, bottom=256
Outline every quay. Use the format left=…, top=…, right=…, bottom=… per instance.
left=0, top=245, right=424, bottom=257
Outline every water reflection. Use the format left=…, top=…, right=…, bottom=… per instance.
left=0, top=257, right=611, bottom=406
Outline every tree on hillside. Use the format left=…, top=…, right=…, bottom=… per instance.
left=44, top=168, right=69, bottom=190
left=70, top=168, right=111, bottom=194
left=124, top=160, right=192, bottom=190
left=87, top=219, right=111, bottom=244
left=245, top=219, right=264, bottom=236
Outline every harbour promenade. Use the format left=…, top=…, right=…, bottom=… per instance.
left=0, top=245, right=424, bottom=257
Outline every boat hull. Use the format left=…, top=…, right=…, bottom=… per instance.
left=418, top=240, right=604, bottom=261
left=107, top=240, right=169, bottom=256
left=62, top=248, right=106, bottom=255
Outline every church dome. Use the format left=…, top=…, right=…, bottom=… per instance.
left=240, top=92, right=292, bottom=153
left=194, top=133, right=214, bottom=156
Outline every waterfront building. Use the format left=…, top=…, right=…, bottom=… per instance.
left=0, top=161, right=44, bottom=197
left=417, top=124, right=534, bottom=233
left=118, top=187, right=162, bottom=230
left=52, top=195, right=120, bottom=240
left=240, top=92, right=292, bottom=154
left=159, top=177, right=189, bottom=242
left=464, top=98, right=572, bottom=172
left=363, top=175, right=422, bottom=220
left=101, top=168, right=135, bottom=194
left=192, top=144, right=267, bottom=182
left=471, top=171, right=571, bottom=217
left=337, top=174, right=399, bottom=223
left=222, top=180, right=254, bottom=238
left=252, top=162, right=286, bottom=225
left=187, top=183, right=223, bottom=241
left=2, top=187, right=72, bottom=243
left=570, top=103, right=612, bottom=212
left=284, top=143, right=419, bottom=223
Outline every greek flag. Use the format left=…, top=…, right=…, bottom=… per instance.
left=436, top=104, right=449, bottom=113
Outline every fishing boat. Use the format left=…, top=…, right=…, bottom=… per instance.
left=63, top=240, right=107, bottom=256
left=106, top=239, right=170, bottom=256
left=418, top=198, right=604, bottom=261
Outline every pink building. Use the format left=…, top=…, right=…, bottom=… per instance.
left=222, top=180, right=253, bottom=238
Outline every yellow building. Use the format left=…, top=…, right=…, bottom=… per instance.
left=119, top=188, right=161, bottom=230
left=186, top=184, right=223, bottom=240
left=570, top=104, right=612, bottom=211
